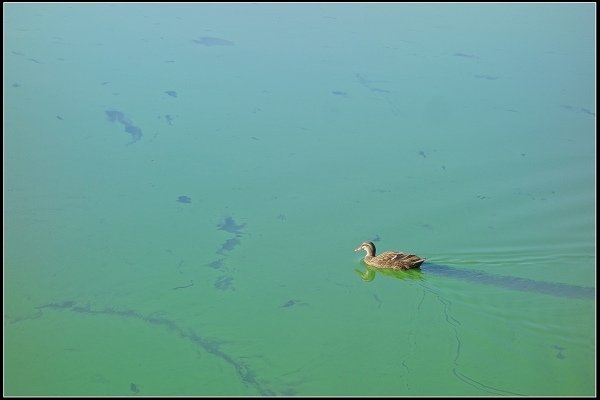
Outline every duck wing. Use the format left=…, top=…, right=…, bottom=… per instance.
left=377, top=251, right=425, bottom=268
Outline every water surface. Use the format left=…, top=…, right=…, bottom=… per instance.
left=4, top=3, right=595, bottom=396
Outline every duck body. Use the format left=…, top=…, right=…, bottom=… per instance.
left=355, top=241, right=425, bottom=270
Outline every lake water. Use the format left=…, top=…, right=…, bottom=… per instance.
left=3, top=3, right=596, bottom=396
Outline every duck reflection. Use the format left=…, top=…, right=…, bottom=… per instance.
left=355, top=264, right=425, bottom=282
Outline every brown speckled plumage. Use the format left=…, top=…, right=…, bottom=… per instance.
left=354, top=241, right=425, bottom=270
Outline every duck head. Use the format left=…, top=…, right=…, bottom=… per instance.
left=354, top=241, right=376, bottom=256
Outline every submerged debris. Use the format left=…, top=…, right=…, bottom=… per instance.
left=206, top=259, right=225, bottom=269
left=130, top=383, right=140, bottom=394
left=214, top=275, right=234, bottom=291
left=280, top=299, right=307, bottom=308
left=217, top=217, right=245, bottom=234
left=193, top=36, right=234, bottom=46
left=217, top=237, right=240, bottom=255
left=177, top=195, right=191, bottom=204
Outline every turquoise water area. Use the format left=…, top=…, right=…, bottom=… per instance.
left=4, top=3, right=595, bottom=396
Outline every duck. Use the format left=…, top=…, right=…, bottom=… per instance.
left=354, top=241, right=425, bottom=270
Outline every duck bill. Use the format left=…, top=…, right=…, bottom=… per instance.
left=354, top=246, right=362, bottom=252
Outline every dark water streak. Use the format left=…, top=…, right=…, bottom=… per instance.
left=172, top=280, right=194, bottom=290
left=355, top=73, right=400, bottom=115
left=105, top=110, right=143, bottom=144
left=30, top=301, right=275, bottom=395
left=422, top=264, right=595, bottom=300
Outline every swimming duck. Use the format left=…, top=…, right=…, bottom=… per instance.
left=354, top=241, right=425, bottom=270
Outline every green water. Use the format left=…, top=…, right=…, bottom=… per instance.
left=3, top=3, right=596, bottom=396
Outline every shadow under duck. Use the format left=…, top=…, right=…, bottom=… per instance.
left=355, top=241, right=425, bottom=270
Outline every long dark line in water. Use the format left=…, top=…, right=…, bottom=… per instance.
left=422, top=264, right=595, bottom=300
left=30, top=301, right=275, bottom=396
